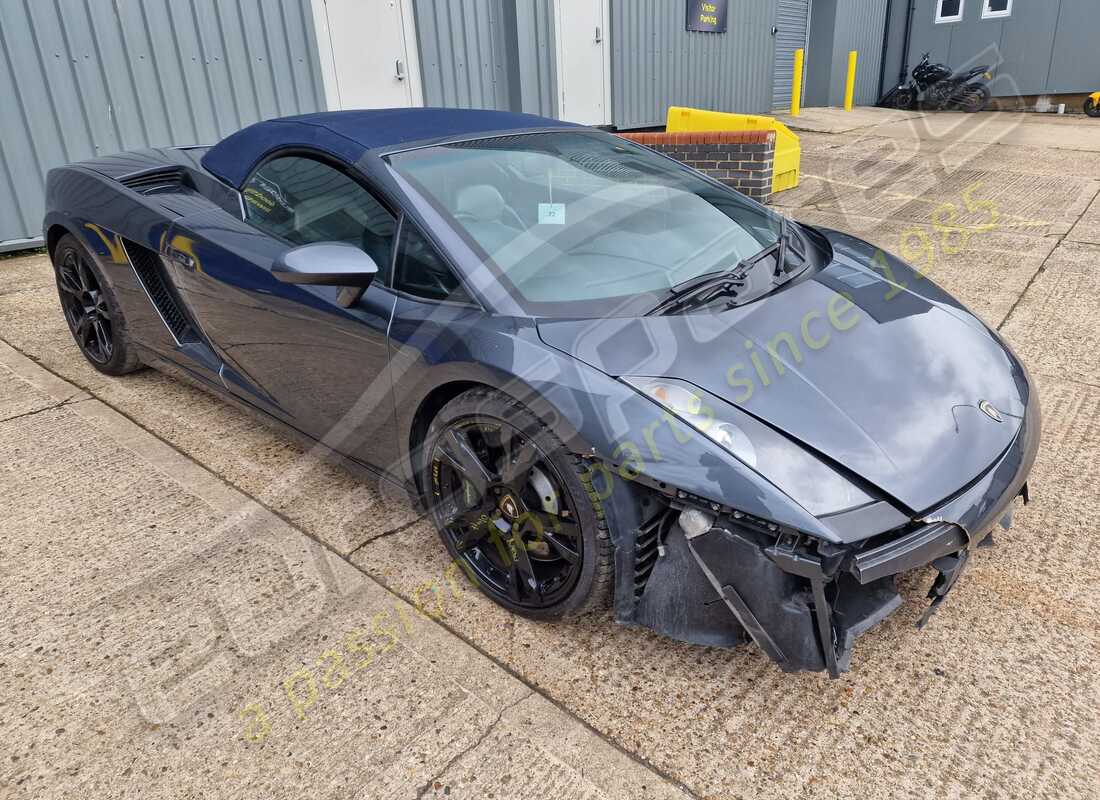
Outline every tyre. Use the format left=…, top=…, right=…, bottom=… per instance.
left=422, top=387, right=613, bottom=621
left=52, top=233, right=142, bottom=376
left=893, top=88, right=916, bottom=110
left=1086, top=98, right=1100, bottom=118
left=960, top=85, right=990, bottom=113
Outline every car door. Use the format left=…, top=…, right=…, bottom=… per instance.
left=163, top=153, right=401, bottom=474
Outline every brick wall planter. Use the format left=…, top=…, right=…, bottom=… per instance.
left=617, top=130, right=776, bottom=203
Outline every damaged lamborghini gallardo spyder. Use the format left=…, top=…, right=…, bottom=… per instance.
left=44, top=109, right=1039, bottom=675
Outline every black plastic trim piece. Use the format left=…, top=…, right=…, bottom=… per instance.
left=632, top=508, right=669, bottom=599
left=684, top=532, right=788, bottom=665
left=849, top=522, right=967, bottom=585
left=119, top=167, right=187, bottom=194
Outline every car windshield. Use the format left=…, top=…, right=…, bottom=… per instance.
left=387, top=130, right=783, bottom=317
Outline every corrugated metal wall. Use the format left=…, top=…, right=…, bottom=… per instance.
left=772, top=0, right=810, bottom=110
left=515, top=0, right=557, bottom=116
left=610, top=0, right=779, bottom=130
left=804, top=0, right=888, bottom=107
left=897, top=0, right=1100, bottom=97
left=0, top=0, right=327, bottom=249
left=413, top=0, right=556, bottom=116
left=413, top=0, right=511, bottom=110
left=832, top=0, right=888, bottom=106
left=1047, top=0, right=1100, bottom=94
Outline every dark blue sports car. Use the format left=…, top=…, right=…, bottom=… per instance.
left=44, top=108, right=1038, bottom=675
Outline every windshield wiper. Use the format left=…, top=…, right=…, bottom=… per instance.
left=774, top=217, right=789, bottom=278
left=645, top=263, right=751, bottom=316
left=645, top=219, right=809, bottom=316
left=774, top=217, right=809, bottom=282
left=646, top=240, right=778, bottom=316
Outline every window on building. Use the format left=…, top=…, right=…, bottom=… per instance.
left=935, top=0, right=964, bottom=23
left=981, top=0, right=1011, bottom=18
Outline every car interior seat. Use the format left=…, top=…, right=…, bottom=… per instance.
left=453, top=184, right=525, bottom=256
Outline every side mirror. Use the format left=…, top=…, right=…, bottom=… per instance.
left=272, top=242, right=379, bottom=308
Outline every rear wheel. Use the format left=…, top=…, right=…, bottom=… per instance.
left=423, top=388, right=613, bottom=620
left=52, top=233, right=142, bottom=376
left=960, top=85, right=990, bottom=113
left=1086, top=98, right=1100, bottom=118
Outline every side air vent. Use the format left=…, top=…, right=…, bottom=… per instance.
left=633, top=506, right=674, bottom=599
left=119, top=167, right=187, bottom=195
left=122, top=239, right=198, bottom=344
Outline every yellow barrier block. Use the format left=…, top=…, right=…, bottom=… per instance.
left=666, top=106, right=801, bottom=193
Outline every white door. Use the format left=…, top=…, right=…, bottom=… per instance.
left=555, top=0, right=611, bottom=125
left=312, top=0, right=423, bottom=110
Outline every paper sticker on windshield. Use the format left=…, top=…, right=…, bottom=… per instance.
left=538, top=203, right=566, bottom=225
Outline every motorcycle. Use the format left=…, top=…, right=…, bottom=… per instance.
left=880, top=53, right=992, bottom=113
left=1086, top=92, right=1100, bottom=118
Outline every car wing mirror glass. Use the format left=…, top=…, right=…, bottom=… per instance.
left=272, top=242, right=379, bottom=308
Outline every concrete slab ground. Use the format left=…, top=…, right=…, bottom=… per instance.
left=785, top=106, right=1100, bottom=152
left=3, top=108, right=1100, bottom=799
left=778, top=106, right=930, bottom=134
left=0, top=344, right=690, bottom=800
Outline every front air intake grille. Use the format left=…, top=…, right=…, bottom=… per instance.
left=633, top=507, right=674, bottom=599
left=122, top=239, right=198, bottom=344
left=119, top=167, right=186, bottom=194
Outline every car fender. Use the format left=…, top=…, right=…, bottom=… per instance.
left=389, top=303, right=836, bottom=543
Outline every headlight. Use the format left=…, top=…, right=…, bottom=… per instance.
left=623, top=376, right=872, bottom=516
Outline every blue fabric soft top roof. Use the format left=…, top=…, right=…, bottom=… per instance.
left=201, top=107, right=580, bottom=189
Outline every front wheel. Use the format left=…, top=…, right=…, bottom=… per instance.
left=1085, top=98, right=1100, bottom=118
left=893, top=88, right=916, bottom=110
left=422, top=388, right=613, bottom=621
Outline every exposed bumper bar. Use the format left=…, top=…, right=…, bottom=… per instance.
left=849, top=521, right=968, bottom=584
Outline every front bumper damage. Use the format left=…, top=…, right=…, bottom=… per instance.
left=618, top=399, right=1040, bottom=676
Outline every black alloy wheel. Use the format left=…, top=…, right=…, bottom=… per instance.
left=1085, top=98, right=1100, bottom=118
left=431, top=418, right=583, bottom=609
left=56, top=247, right=114, bottom=365
left=52, top=234, right=142, bottom=376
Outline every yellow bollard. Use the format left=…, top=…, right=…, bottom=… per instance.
left=791, top=48, right=805, bottom=117
left=844, top=50, right=858, bottom=112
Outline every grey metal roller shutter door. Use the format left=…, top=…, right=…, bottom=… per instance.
left=772, top=0, right=810, bottom=110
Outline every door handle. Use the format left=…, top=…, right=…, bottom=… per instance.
left=595, top=26, right=602, bottom=43
left=395, top=58, right=406, bottom=80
